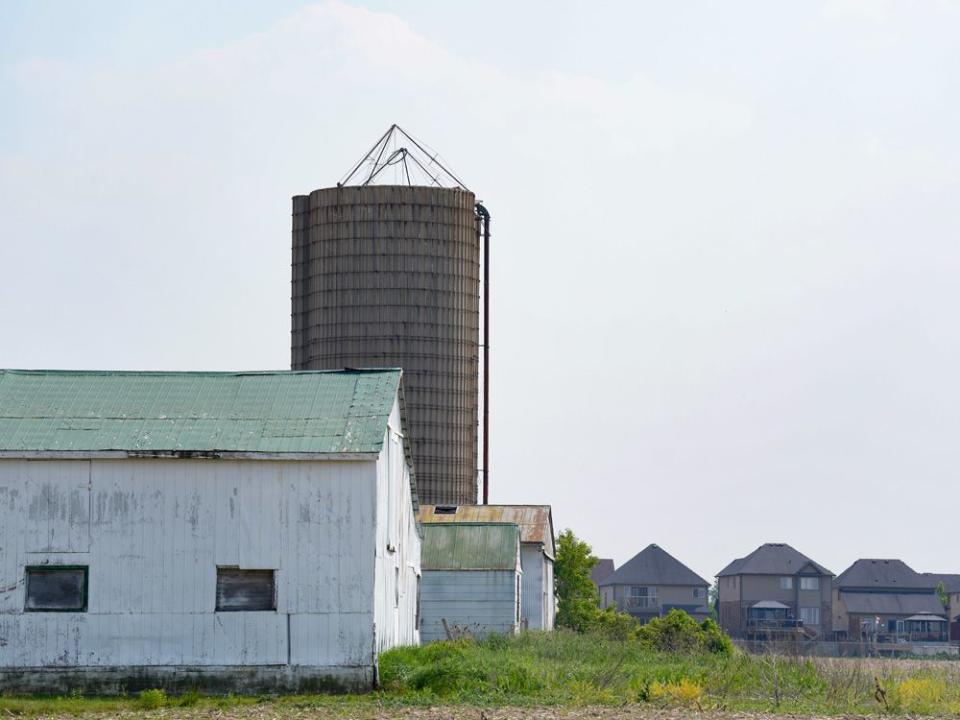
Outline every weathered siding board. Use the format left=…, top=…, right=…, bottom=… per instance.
left=0, top=457, right=386, bottom=673
left=420, top=570, right=519, bottom=643
left=520, top=544, right=544, bottom=630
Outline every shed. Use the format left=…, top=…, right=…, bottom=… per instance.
left=0, top=369, right=421, bottom=693
left=419, top=523, right=522, bottom=643
left=418, top=504, right=554, bottom=630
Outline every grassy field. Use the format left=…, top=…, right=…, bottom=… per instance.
left=3, top=632, right=960, bottom=718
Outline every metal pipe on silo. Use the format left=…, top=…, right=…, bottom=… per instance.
left=475, top=202, right=491, bottom=505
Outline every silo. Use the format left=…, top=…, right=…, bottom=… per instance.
left=291, top=182, right=480, bottom=506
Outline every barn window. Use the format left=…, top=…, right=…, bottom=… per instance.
left=433, top=505, right=457, bottom=514
left=25, top=566, right=88, bottom=612
left=216, top=568, right=276, bottom=611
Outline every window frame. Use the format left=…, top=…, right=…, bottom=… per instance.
left=24, top=565, right=89, bottom=613
left=799, top=606, right=821, bottom=626
left=799, top=576, right=820, bottom=591
left=779, top=576, right=793, bottom=590
left=215, top=567, right=277, bottom=612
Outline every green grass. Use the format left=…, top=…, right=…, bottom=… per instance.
left=4, top=632, right=960, bottom=717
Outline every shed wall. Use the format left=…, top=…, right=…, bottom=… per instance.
left=419, top=570, right=520, bottom=643
left=0, top=458, right=382, bottom=689
left=520, top=544, right=554, bottom=630
left=291, top=185, right=479, bottom=506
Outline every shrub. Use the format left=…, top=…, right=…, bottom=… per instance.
left=894, top=677, right=947, bottom=713
left=135, top=689, right=166, bottom=710
left=635, top=610, right=732, bottom=656
left=648, top=678, right=704, bottom=707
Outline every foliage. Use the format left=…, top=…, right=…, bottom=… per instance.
left=635, top=610, right=733, bottom=656
left=936, top=581, right=949, bottom=609
left=553, top=529, right=601, bottom=632
left=135, top=689, right=167, bottom=709
left=648, top=677, right=704, bottom=707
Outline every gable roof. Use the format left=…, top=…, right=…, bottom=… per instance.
left=717, top=543, right=832, bottom=577
left=841, top=592, right=945, bottom=616
left=600, top=544, right=709, bottom=588
left=591, top=558, right=616, bottom=585
left=922, top=573, right=960, bottom=594
left=0, top=369, right=402, bottom=456
left=836, top=559, right=930, bottom=590
left=420, top=522, right=520, bottom=571
left=418, top=504, right=555, bottom=558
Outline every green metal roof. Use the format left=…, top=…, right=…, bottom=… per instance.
left=420, top=522, right=520, bottom=571
left=0, top=369, right=402, bottom=455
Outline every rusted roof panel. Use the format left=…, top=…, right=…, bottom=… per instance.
left=0, top=369, right=401, bottom=455
left=421, top=522, right=520, bottom=571
left=418, top=504, right=555, bottom=558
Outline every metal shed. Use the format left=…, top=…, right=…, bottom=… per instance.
left=0, top=369, right=421, bottom=694
left=418, top=504, right=555, bottom=630
left=419, top=523, right=522, bottom=643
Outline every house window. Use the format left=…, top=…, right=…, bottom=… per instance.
left=629, top=586, right=657, bottom=608
left=25, top=566, right=88, bottom=612
left=216, top=568, right=276, bottom=611
left=779, top=577, right=793, bottom=590
left=693, top=587, right=703, bottom=599
left=800, top=577, right=819, bottom=591
left=799, top=607, right=820, bottom=625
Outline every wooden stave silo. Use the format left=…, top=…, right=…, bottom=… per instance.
left=291, top=185, right=479, bottom=506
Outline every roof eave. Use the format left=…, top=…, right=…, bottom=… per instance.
left=0, top=450, right=376, bottom=461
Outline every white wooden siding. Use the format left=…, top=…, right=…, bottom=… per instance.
left=0, top=457, right=383, bottom=669
left=419, top=570, right=520, bottom=643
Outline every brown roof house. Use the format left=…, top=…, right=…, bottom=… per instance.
left=834, top=560, right=950, bottom=646
left=717, top=543, right=833, bottom=640
left=599, top=544, right=710, bottom=623
left=591, top=559, right=616, bottom=587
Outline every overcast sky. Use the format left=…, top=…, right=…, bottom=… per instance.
left=2, top=0, right=959, bottom=583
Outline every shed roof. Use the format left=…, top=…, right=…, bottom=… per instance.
left=752, top=600, right=790, bottom=610
left=418, top=504, right=555, bottom=558
left=841, top=591, right=945, bottom=616
left=836, top=559, right=930, bottom=590
left=0, top=369, right=402, bottom=456
left=600, top=544, right=709, bottom=588
left=905, top=614, right=947, bottom=623
left=717, top=543, right=832, bottom=577
left=420, top=522, right=520, bottom=571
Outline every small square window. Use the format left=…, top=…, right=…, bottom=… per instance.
left=25, top=566, right=88, bottom=612
left=216, top=568, right=276, bottom=611
left=779, top=576, right=793, bottom=590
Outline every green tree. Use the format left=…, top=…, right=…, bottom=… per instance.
left=554, top=529, right=601, bottom=631
left=936, top=581, right=949, bottom=610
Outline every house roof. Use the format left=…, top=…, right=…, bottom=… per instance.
left=599, top=544, right=709, bottom=588
left=420, top=522, right=520, bottom=571
left=0, top=369, right=402, bottom=456
left=905, top=614, right=947, bottom=622
left=841, top=591, right=946, bottom=616
left=836, top=559, right=930, bottom=590
left=591, top=558, right=616, bottom=585
left=418, top=504, right=555, bottom=558
left=717, top=543, right=832, bottom=577
left=922, top=573, right=960, bottom=594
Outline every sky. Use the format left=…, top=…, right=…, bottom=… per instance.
left=2, top=0, right=959, bottom=583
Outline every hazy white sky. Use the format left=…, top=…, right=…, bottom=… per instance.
left=2, top=0, right=959, bottom=583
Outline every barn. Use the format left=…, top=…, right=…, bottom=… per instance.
left=419, top=522, right=522, bottom=643
left=0, top=368, right=421, bottom=693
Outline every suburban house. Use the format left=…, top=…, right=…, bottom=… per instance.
left=598, top=544, right=710, bottom=623
left=0, top=369, right=421, bottom=693
left=922, top=573, right=960, bottom=641
left=834, top=560, right=949, bottom=645
left=717, top=543, right=833, bottom=640
left=591, top=559, right=616, bottom=587
left=418, top=504, right=555, bottom=630
left=419, top=522, right=522, bottom=643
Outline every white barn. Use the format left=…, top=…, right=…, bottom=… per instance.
left=419, top=522, right=522, bottom=643
left=418, top=505, right=555, bottom=630
left=0, top=369, right=421, bottom=693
